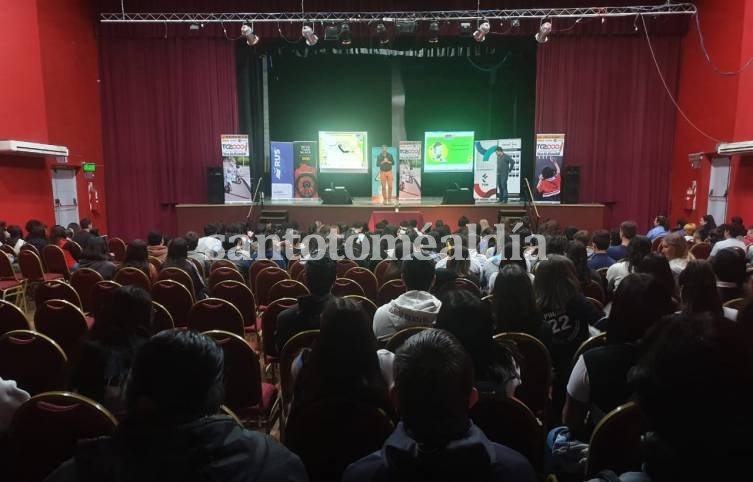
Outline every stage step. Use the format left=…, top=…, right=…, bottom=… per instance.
left=259, top=209, right=288, bottom=223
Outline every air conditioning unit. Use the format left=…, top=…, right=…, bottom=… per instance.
left=716, top=140, right=753, bottom=156
left=0, top=140, right=69, bottom=157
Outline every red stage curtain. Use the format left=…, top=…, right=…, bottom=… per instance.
left=100, top=37, right=238, bottom=240
left=536, top=35, right=681, bottom=231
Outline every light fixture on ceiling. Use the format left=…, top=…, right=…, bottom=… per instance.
left=428, top=21, right=440, bottom=44
left=240, top=24, right=259, bottom=46
left=535, top=21, right=552, bottom=43
left=376, top=22, right=389, bottom=45
left=302, top=25, right=318, bottom=46
left=473, top=21, right=490, bottom=42
left=340, top=22, right=352, bottom=46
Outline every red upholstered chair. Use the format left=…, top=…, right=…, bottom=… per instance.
left=0, top=330, right=67, bottom=396
left=151, top=301, right=174, bottom=333
left=332, top=278, right=365, bottom=298
left=279, top=329, right=319, bottom=417
left=255, top=267, right=290, bottom=306
left=19, top=243, right=40, bottom=257
left=377, top=279, right=406, bottom=306
left=451, top=277, right=482, bottom=297
left=211, top=280, right=258, bottom=332
left=187, top=298, right=245, bottom=337
left=158, top=267, right=195, bottom=296
left=42, top=245, right=72, bottom=280
left=203, top=330, right=278, bottom=431
left=0, top=299, right=30, bottom=336
left=343, top=295, right=378, bottom=322
left=108, top=237, right=127, bottom=263
left=573, top=332, right=608, bottom=364
left=148, top=256, right=163, bottom=272
left=0, top=249, right=24, bottom=281
left=344, top=267, right=378, bottom=302
left=260, top=297, right=297, bottom=368
left=34, top=280, right=82, bottom=310
left=0, top=277, right=25, bottom=311
left=586, top=402, right=645, bottom=478
left=385, top=326, right=429, bottom=353
left=70, top=268, right=104, bottom=314
left=211, top=259, right=239, bottom=272
left=336, top=259, right=359, bottom=278
left=284, top=397, right=394, bottom=481
left=8, top=392, right=117, bottom=482
left=288, top=258, right=304, bottom=279
left=268, top=279, right=310, bottom=304
left=208, top=266, right=245, bottom=291
left=34, top=299, right=90, bottom=360
left=294, top=268, right=308, bottom=283
left=89, top=280, right=121, bottom=320
left=151, top=279, right=194, bottom=328
left=248, top=259, right=278, bottom=294
left=188, top=257, right=205, bottom=280
left=373, top=259, right=394, bottom=287
left=582, top=280, right=606, bottom=304
left=18, top=250, right=64, bottom=283
left=586, top=296, right=606, bottom=315
left=493, top=332, right=552, bottom=424
left=67, top=240, right=83, bottom=260
left=0, top=244, right=15, bottom=257
left=114, top=266, right=152, bottom=292
left=689, top=242, right=712, bottom=260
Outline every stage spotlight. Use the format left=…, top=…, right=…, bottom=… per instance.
left=511, top=18, right=520, bottom=27
left=376, top=22, right=389, bottom=45
left=459, top=22, right=472, bottom=37
left=340, top=23, right=352, bottom=46
left=473, top=21, right=490, bottom=42
left=302, top=25, right=318, bottom=46
left=535, top=21, right=552, bottom=44
left=428, top=21, right=440, bottom=44
left=240, top=24, right=260, bottom=46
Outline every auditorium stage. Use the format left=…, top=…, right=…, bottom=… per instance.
left=176, top=198, right=606, bottom=234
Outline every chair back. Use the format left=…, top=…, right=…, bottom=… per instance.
left=336, top=259, right=359, bottom=278
left=582, top=280, right=606, bottom=304
left=343, top=267, right=378, bottom=301
left=288, top=258, right=305, bottom=279
left=208, top=266, right=245, bottom=291
left=343, top=295, right=378, bottom=322
left=107, top=237, right=127, bottom=263
left=151, top=279, right=194, bottom=328
left=19, top=243, right=40, bottom=257
left=9, top=392, right=117, bottom=482
left=268, top=279, right=310, bottom=304
left=493, top=332, right=552, bottom=423
left=261, top=297, right=297, bottom=362
left=0, top=244, right=15, bottom=257
left=0, top=330, right=67, bottom=395
left=203, top=330, right=263, bottom=412
left=70, top=268, right=103, bottom=313
left=377, top=279, right=406, bottom=306
left=279, top=329, right=320, bottom=412
left=723, top=297, right=746, bottom=311
left=188, top=257, right=205, bottom=280
left=158, top=267, right=195, bottom=296
left=294, top=267, right=308, bottom=283
left=89, top=280, right=122, bottom=320
left=67, top=240, right=82, bottom=259
left=385, top=326, right=429, bottom=352
left=573, top=332, right=608, bottom=363
left=211, top=280, right=257, bottom=330
left=0, top=249, right=19, bottom=279
left=187, top=298, right=245, bottom=337
left=650, top=236, right=664, bottom=252
left=248, top=259, right=278, bottom=293
left=255, top=266, right=290, bottom=306
left=332, top=278, right=365, bottom=298
left=470, top=394, right=544, bottom=471
left=586, top=401, right=645, bottom=478
left=35, top=280, right=82, bottom=310
left=114, top=266, right=152, bottom=292
left=689, top=242, right=711, bottom=260
left=481, top=294, right=494, bottom=307
left=18, top=250, right=46, bottom=282
left=34, top=299, right=88, bottom=360
left=41, top=245, right=71, bottom=280
left=0, top=299, right=30, bottom=336
left=373, top=259, right=398, bottom=287
left=148, top=256, right=163, bottom=272
left=585, top=296, right=606, bottom=314
left=451, top=277, right=482, bottom=297
left=151, top=301, right=174, bottom=333
left=284, top=397, right=394, bottom=482
left=211, top=259, right=239, bottom=272
left=596, top=267, right=609, bottom=281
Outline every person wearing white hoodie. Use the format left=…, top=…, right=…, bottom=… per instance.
left=373, top=254, right=442, bottom=342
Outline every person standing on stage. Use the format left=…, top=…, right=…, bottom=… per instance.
left=496, top=147, right=515, bottom=203
left=377, top=145, right=395, bottom=204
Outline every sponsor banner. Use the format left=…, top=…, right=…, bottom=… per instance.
left=371, top=146, right=398, bottom=204
left=294, top=141, right=319, bottom=199
left=473, top=139, right=521, bottom=201
left=270, top=141, right=294, bottom=200
left=398, top=141, right=422, bottom=201
left=534, top=134, right=565, bottom=203
left=221, top=134, right=251, bottom=204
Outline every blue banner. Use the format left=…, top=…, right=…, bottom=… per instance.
left=271, top=141, right=294, bottom=200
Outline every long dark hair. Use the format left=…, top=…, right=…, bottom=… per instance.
left=123, top=239, right=150, bottom=275
left=626, top=236, right=652, bottom=272
left=608, top=273, right=674, bottom=344
left=534, top=255, right=581, bottom=312
left=638, top=253, right=678, bottom=300
left=90, top=285, right=153, bottom=347
left=493, top=264, right=542, bottom=334
left=678, top=260, right=722, bottom=316
left=80, top=236, right=110, bottom=261
left=566, top=240, right=592, bottom=285
left=49, top=225, right=67, bottom=245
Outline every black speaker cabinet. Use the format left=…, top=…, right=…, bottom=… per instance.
left=441, top=188, right=475, bottom=205
left=562, top=166, right=581, bottom=204
left=207, top=167, right=225, bottom=204
left=320, top=187, right=353, bottom=205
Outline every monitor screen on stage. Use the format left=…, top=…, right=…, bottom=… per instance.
left=423, top=131, right=475, bottom=172
left=318, top=131, right=368, bottom=173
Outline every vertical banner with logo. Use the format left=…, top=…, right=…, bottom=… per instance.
left=533, top=134, right=566, bottom=203
left=270, top=142, right=294, bottom=200
left=473, top=139, right=521, bottom=201
left=221, top=134, right=251, bottom=204
left=398, top=141, right=422, bottom=201
left=293, top=141, right=319, bottom=199
left=371, top=146, right=398, bottom=204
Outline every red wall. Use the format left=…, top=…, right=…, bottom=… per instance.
left=0, top=0, right=106, bottom=232
left=669, top=0, right=753, bottom=226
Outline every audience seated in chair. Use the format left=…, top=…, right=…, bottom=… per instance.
left=0, top=377, right=29, bottom=434
left=77, top=236, right=117, bottom=280
left=71, top=218, right=94, bottom=249
left=659, top=231, right=689, bottom=278
left=49, top=225, right=77, bottom=270
left=709, top=223, right=746, bottom=258
left=606, top=221, right=637, bottom=262
left=606, top=236, right=651, bottom=292
left=163, top=237, right=207, bottom=300
left=342, top=329, right=536, bottom=482
left=373, top=254, right=442, bottom=342
left=46, top=330, right=307, bottom=482
left=678, top=260, right=723, bottom=318
left=711, top=247, right=746, bottom=303
left=587, top=229, right=616, bottom=271
left=146, top=230, right=167, bottom=263
left=121, top=239, right=158, bottom=284
left=493, top=264, right=552, bottom=350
